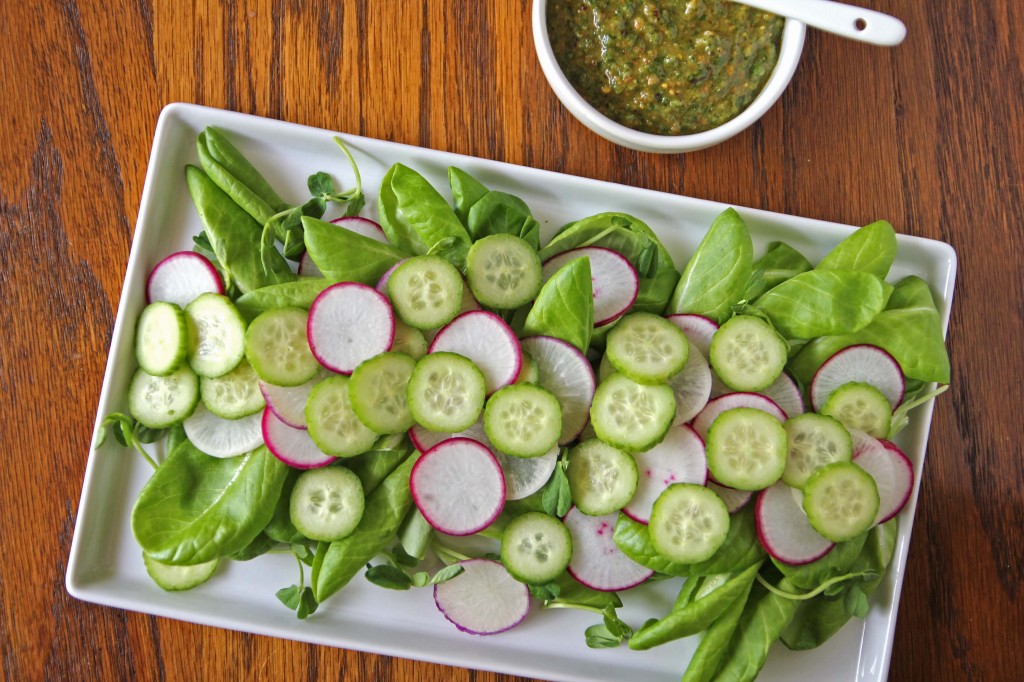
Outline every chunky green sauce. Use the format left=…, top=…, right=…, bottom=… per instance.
left=547, top=0, right=784, bottom=135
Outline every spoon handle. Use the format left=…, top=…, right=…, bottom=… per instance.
left=734, top=0, right=907, bottom=46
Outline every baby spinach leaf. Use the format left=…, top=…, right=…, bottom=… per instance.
left=448, top=166, right=490, bottom=225
left=629, top=561, right=762, bottom=650
left=772, top=533, right=867, bottom=591
left=313, top=450, right=420, bottom=602
left=816, top=220, right=897, bottom=279
left=539, top=212, right=679, bottom=315
left=378, top=164, right=472, bottom=269
left=365, top=563, right=414, bottom=590
left=131, top=442, right=289, bottom=565
left=743, top=241, right=812, bottom=302
left=540, top=459, right=572, bottom=518
left=680, top=572, right=755, bottom=682
left=668, top=208, right=753, bottom=323
left=231, top=531, right=278, bottom=561
left=186, top=165, right=295, bottom=294
left=397, top=508, right=434, bottom=562
left=346, top=437, right=414, bottom=494
left=754, top=270, right=892, bottom=339
left=234, top=278, right=332, bottom=321
left=302, top=215, right=408, bottom=285
left=523, top=257, right=594, bottom=352
left=264, top=468, right=306, bottom=545
left=712, top=579, right=799, bottom=682
left=467, top=191, right=542, bottom=250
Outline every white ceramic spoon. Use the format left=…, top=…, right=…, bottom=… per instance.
left=732, top=0, right=906, bottom=46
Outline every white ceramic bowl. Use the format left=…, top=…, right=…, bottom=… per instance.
left=532, top=0, right=806, bottom=153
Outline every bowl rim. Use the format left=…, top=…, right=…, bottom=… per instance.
left=531, top=0, right=807, bottom=153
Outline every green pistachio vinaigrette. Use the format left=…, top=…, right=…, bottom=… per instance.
left=547, top=0, right=785, bottom=135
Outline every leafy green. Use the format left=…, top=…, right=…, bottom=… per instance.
left=302, top=215, right=408, bottom=285
left=668, top=208, right=753, bottom=323
left=680, top=571, right=756, bottom=682
left=538, top=212, right=679, bottom=315
left=197, top=127, right=288, bottom=225
left=346, top=436, right=414, bottom=494
left=449, top=166, right=490, bottom=225
left=540, top=453, right=572, bottom=518
left=234, top=278, right=332, bottom=321
left=712, top=580, right=799, bottom=681
left=743, top=241, right=812, bottom=302
left=263, top=468, right=306, bottom=545
left=95, top=412, right=160, bottom=469
left=231, top=532, right=279, bottom=561
left=754, top=269, right=892, bottom=339
left=467, top=191, right=541, bottom=249
left=816, top=220, right=897, bottom=279
left=397, top=508, right=434, bottom=562
left=131, top=442, right=289, bottom=565
left=522, top=256, right=594, bottom=352
left=378, top=163, right=472, bottom=269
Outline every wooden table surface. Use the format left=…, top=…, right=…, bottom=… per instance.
left=2, top=1, right=1022, bottom=680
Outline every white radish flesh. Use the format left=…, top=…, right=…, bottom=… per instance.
left=623, top=425, right=708, bottom=524
left=810, top=344, right=905, bottom=411
left=429, top=311, right=522, bottom=394
left=756, top=482, right=834, bottom=565
left=563, top=507, right=654, bottom=592
left=666, top=314, right=719, bottom=359
left=692, top=392, right=787, bottom=440
left=307, top=283, right=395, bottom=374
left=541, top=247, right=639, bottom=327
left=667, top=338, right=713, bottom=425
left=262, top=407, right=336, bottom=469
left=854, top=438, right=914, bottom=526
left=520, top=336, right=597, bottom=445
left=410, top=438, right=505, bottom=536
left=433, top=559, right=530, bottom=635
left=183, top=403, right=264, bottom=458
left=259, top=372, right=327, bottom=429
left=147, top=251, right=224, bottom=308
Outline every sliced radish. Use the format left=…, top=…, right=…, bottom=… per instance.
left=623, top=425, right=708, bottom=524
left=666, top=314, right=719, bottom=359
left=410, top=438, right=505, bottom=536
left=692, top=392, right=787, bottom=440
left=259, top=372, right=327, bottom=429
left=429, top=311, right=521, bottom=394
left=756, top=482, right=834, bottom=565
left=146, top=251, right=224, bottom=308
left=262, top=407, right=335, bottom=469
left=374, top=259, right=406, bottom=296
left=307, top=283, right=395, bottom=374
left=541, top=247, right=639, bottom=327
left=854, top=438, right=914, bottom=526
left=564, top=507, right=654, bottom=592
left=708, top=482, right=753, bottom=513
left=520, top=336, right=597, bottom=445
left=182, top=403, right=264, bottom=458
left=433, top=559, right=530, bottom=635
left=760, top=372, right=805, bottom=418
left=810, top=344, right=905, bottom=411
left=667, top=338, right=713, bottom=425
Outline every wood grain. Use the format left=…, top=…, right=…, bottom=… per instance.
left=1, top=1, right=1022, bottom=680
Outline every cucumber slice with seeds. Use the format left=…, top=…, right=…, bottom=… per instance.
left=706, top=407, right=787, bottom=491
left=407, top=352, right=486, bottom=432
left=289, top=466, right=365, bottom=542
left=566, top=437, right=639, bottom=516
left=128, top=365, right=200, bottom=429
left=199, top=359, right=265, bottom=419
left=306, top=376, right=379, bottom=457
left=388, top=255, right=464, bottom=330
left=500, top=512, right=573, bottom=584
left=605, top=312, right=689, bottom=384
left=802, top=461, right=879, bottom=542
left=143, top=553, right=218, bottom=591
left=782, top=413, right=853, bottom=488
left=244, top=307, right=319, bottom=387
left=184, top=293, right=247, bottom=378
left=136, top=301, right=187, bottom=376
left=350, top=352, right=417, bottom=434
left=821, top=382, right=893, bottom=439
left=590, top=372, right=675, bottom=453
left=709, top=315, right=787, bottom=393
left=466, top=234, right=543, bottom=309
left=484, top=384, right=561, bottom=458
left=649, top=483, right=730, bottom=564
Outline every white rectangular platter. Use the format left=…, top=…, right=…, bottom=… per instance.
left=67, top=103, right=956, bottom=682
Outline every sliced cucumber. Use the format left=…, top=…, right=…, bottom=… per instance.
left=407, top=352, right=486, bottom=432
left=566, top=437, right=639, bottom=516
left=391, top=319, right=428, bottom=359
left=605, top=312, right=689, bottom=384
left=515, top=352, right=540, bottom=384
left=484, top=384, right=561, bottom=458
left=706, top=407, right=787, bottom=491
left=135, top=301, right=187, bottom=376
left=802, top=461, right=880, bottom=542
left=782, top=413, right=853, bottom=488
left=199, top=359, right=265, bottom=419
left=388, top=255, right=464, bottom=330
left=244, top=307, right=319, bottom=387
left=184, top=293, right=247, bottom=378
left=143, top=553, right=218, bottom=591
left=128, top=365, right=200, bottom=429
left=306, top=376, right=379, bottom=457
left=500, top=511, right=573, bottom=584
left=289, top=466, right=365, bottom=542
left=350, top=352, right=417, bottom=434
left=589, top=372, right=675, bottom=453
left=709, top=315, right=787, bottom=392
left=648, top=483, right=730, bottom=564
left=820, top=381, right=893, bottom=439
left=466, top=234, right=543, bottom=309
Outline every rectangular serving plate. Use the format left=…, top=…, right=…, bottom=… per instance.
left=67, top=103, right=956, bottom=682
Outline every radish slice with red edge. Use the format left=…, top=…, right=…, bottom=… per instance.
left=541, top=247, right=639, bottom=327
left=374, top=259, right=406, bottom=296
left=667, top=338, right=713, bottom=424
left=259, top=372, right=327, bottom=429
left=307, top=283, right=395, bottom=374
left=520, top=336, right=597, bottom=445
left=623, top=425, right=708, bottom=524
left=262, top=407, right=336, bottom=469
left=433, top=559, right=530, bottom=635
left=692, top=392, right=787, bottom=440
left=564, top=507, right=654, bottom=592
left=854, top=437, right=914, bottom=526
left=756, top=481, right=835, bottom=565
left=182, top=403, right=264, bottom=458
left=428, top=311, right=521, bottom=394
left=760, top=372, right=805, bottom=418
left=666, top=314, right=718, bottom=359
left=147, top=252, right=224, bottom=308
left=810, top=344, right=905, bottom=411
left=410, top=438, right=505, bottom=536
left=708, top=482, right=753, bottom=513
